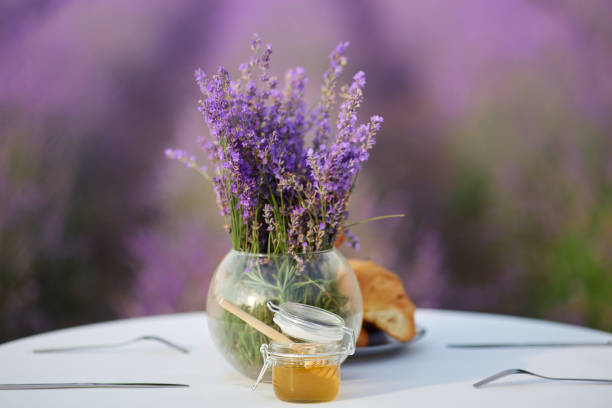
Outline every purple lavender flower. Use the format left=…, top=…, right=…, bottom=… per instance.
left=311, top=41, right=350, bottom=150
left=166, top=35, right=382, bottom=254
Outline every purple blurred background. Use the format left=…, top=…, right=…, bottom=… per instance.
left=1, top=0, right=611, bottom=341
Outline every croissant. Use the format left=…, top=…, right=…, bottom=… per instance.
left=348, top=259, right=416, bottom=342
left=356, top=328, right=370, bottom=347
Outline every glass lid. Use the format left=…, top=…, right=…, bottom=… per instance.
left=267, top=301, right=346, bottom=343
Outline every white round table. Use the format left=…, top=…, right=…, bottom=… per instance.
left=0, top=310, right=610, bottom=407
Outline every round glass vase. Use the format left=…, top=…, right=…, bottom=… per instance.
left=206, top=248, right=363, bottom=379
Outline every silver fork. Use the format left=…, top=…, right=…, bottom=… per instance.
left=474, top=368, right=612, bottom=388
left=33, top=335, right=189, bottom=354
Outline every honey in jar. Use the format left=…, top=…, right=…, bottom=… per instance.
left=253, top=341, right=350, bottom=403
left=273, top=362, right=340, bottom=402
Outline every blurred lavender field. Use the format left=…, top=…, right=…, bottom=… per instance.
left=1, top=0, right=611, bottom=341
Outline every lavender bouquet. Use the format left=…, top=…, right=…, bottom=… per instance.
left=166, top=35, right=382, bottom=254
left=167, top=35, right=384, bottom=377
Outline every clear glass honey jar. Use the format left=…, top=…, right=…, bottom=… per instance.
left=252, top=301, right=356, bottom=403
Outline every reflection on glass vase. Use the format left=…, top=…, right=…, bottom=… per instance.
left=206, top=248, right=363, bottom=379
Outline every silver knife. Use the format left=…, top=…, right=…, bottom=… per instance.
left=447, top=340, right=612, bottom=348
left=0, top=383, right=189, bottom=390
